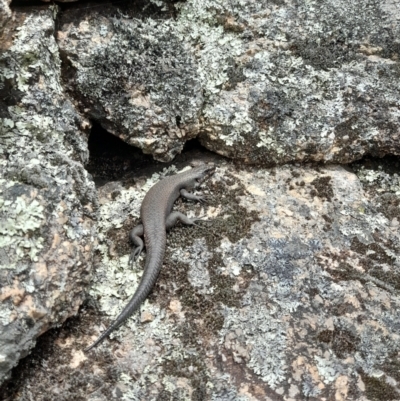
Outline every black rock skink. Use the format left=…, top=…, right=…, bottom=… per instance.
left=85, top=162, right=215, bottom=351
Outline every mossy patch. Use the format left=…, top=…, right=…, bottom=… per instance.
left=205, top=172, right=260, bottom=245
left=331, top=300, right=358, bottom=317
left=156, top=252, right=250, bottom=341
left=321, top=215, right=333, bottom=224
left=150, top=167, right=259, bottom=337
left=223, top=58, right=246, bottom=90
left=317, top=327, right=359, bottom=359
left=321, top=214, right=333, bottom=232
left=156, top=255, right=244, bottom=398
left=310, top=176, right=333, bottom=201
left=161, top=169, right=260, bottom=250
left=161, top=351, right=209, bottom=398
left=350, top=237, right=396, bottom=265
left=0, top=77, right=24, bottom=119
left=291, top=37, right=357, bottom=70
left=350, top=237, right=400, bottom=290
left=317, top=329, right=333, bottom=343
left=321, top=253, right=396, bottom=294
left=360, top=372, right=399, bottom=401
left=382, top=354, right=400, bottom=382
left=377, top=193, right=400, bottom=221
left=334, top=116, right=362, bottom=144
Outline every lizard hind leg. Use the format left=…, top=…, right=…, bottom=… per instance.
left=128, top=224, right=144, bottom=267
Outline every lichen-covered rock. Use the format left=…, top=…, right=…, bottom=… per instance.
left=57, top=11, right=203, bottom=162
left=0, top=0, right=11, bottom=35
left=192, top=0, right=400, bottom=164
left=0, top=8, right=97, bottom=384
left=6, top=157, right=400, bottom=400
left=2, top=0, right=400, bottom=398
left=58, top=0, right=400, bottom=164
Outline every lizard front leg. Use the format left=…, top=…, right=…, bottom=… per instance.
left=165, top=211, right=203, bottom=230
left=180, top=188, right=210, bottom=203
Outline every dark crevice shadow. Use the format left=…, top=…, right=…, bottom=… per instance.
left=55, top=0, right=177, bottom=24
left=86, top=122, right=220, bottom=187
left=349, top=154, right=400, bottom=176
left=86, top=121, right=155, bottom=186
left=9, top=0, right=46, bottom=8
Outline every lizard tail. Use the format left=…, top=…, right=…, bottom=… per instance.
left=84, top=325, right=116, bottom=352
left=84, top=278, right=155, bottom=352
left=84, top=246, right=164, bottom=352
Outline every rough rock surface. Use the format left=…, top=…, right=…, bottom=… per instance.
left=1, top=0, right=400, bottom=399
left=197, top=0, right=400, bottom=165
left=57, top=0, right=400, bottom=164
left=0, top=8, right=96, bottom=383
left=3, top=156, right=400, bottom=401
left=0, top=0, right=11, bottom=35
left=58, top=6, right=203, bottom=162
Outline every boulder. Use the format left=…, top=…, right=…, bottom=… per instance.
left=0, top=7, right=96, bottom=383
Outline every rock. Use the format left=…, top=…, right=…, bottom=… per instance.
left=140, top=310, right=154, bottom=323
left=5, top=157, right=399, bottom=400
left=197, top=0, right=400, bottom=165
left=0, top=8, right=96, bottom=384
left=57, top=0, right=400, bottom=164
left=57, top=10, right=203, bottom=162
left=1, top=0, right=400, bottom=399
left=0, top=0, right=11, bottom=36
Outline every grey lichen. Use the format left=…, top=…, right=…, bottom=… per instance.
left=3, top=159, right=400, bottom=400
left=0, top=8, right=96, bottom=384
left=222, top=305, right=288, bottom=388
left=0, top=184, right=44, bottom=266
left=0, top=0, right=11, bottom=32
left=213, top=164, right=400, bottom=399
left=175, top=238, right=211, bottom=291
left=195, top=0, right=400, bottom=165
left=175, top=0, right=244, bottom=99
left=59, top=14, right=203, bottom=162
left=57, top=0, right=400, bottom=164
left=210, top=373, right=252, bottom=401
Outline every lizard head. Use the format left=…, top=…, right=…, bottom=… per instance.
left=189, top=161, right=216, bottom=185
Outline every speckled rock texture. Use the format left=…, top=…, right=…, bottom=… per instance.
left=0, top=0, right=11, bottom=35
left=197, top=0, right=400, bottom=165
left=4, top=158, right=399, bottom=401
left=1, top=0, right=400, bottom=399
left=0, top=8, right=97, bottom=384
left=57, top=0, right=400, bottom=164
left=57, top=6, right=203, bottom=162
